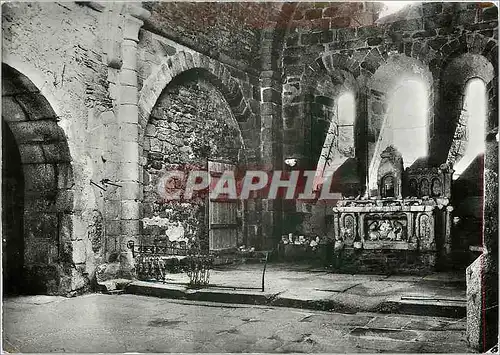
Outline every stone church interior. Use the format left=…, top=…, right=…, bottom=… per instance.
left=1, top=1, right=498, bottom=351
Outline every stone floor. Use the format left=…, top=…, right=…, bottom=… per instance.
left=3, top=294, right=474, bottom=353
left=125, top=263, right=466, bottom=315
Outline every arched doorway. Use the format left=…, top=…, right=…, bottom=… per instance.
left=142, top=69, right=245, bottom=251
left=2, top=63, right=75, bottom=295
left=2, top=121, right=24, bottom=295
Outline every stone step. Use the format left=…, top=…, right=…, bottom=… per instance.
left=97, top=279, right=132, bottom=294
left=125, top=281, right=466, bottom=318
left=105, top=289, right=126, bottom=295
left=378, top=295, right=466, bottom=319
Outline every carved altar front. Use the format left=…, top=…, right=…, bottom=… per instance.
left=330, top=146, right=454, bottom=272
left=332, top=198, right=446, bottom=252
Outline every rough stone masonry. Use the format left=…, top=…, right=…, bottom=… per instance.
left=1, top=1, right=498, bottom=351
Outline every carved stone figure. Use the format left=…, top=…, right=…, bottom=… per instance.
left=419, top=179, right=430, bottom=197
left=377, top=145, right=404, bottom=199
left=368, top=221, right=380, bottom=240
left=419, top=214, right=431, bottom=239
left=431, top=178, right=442, bottom=197
left=343, top=214, right=355, bottom=244
left=393, top=221, right=407, bottom=241
left=408, top=179, right=418, bottom=197
left=379, top=219, right=392, bottom=239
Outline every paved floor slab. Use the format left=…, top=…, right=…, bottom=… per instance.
left=127, top=263, right=466, bottom=317
left=3, top=294, right=474, bottom=353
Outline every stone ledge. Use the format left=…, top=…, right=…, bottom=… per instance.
left=363, top=241, right=415, bottom=250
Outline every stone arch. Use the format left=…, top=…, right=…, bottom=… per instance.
left=437, top=52, right=495, bottom=167
left=138, top=51, right=256, bottom=145
left=284, top=54, right=361, bottom=168
left=2, top=53, right=63, bottom=118
left=2, top=63, right=75, bottom=295
left=144, top=68, right=247, bottom=166
left=365, top=54, right=433, bottom=192
left=140, top=64, right=249, bottom=251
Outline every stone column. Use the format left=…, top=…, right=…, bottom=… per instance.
left=117, top=4, right=150, bottom=273
left=259, top=68, right=283, bottom=250
left=356, top=213, right=363, bottom=243
left=443, top=205, right=453, bottom=256
left=357, top=89, right=369, bottom=195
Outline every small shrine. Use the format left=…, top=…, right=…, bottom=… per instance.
left=331, top=146, right=454, bottom=273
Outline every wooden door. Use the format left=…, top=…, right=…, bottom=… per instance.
left=208, top=161, right=238, bottom=251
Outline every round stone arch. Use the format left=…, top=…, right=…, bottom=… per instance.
left=364, top=54, right=433, bottom=192
left=285, top=56, right=361, bottom=171
left=2, top=63, right=76, bottom=295
left=439, top=53, right=496, bottom=167
left=138, top=51, right=256, bottom=148
left=140, top=67, right=251, bottom=252
left=366, top=53, right=434, bottom=136
left=420, top=33, right=498, bottom=158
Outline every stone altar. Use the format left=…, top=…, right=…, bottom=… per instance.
left=331, top=198, right=453, bottom=273
left=330, top=146, right=454, bottom=273
left=332, top=198, right=447, bottom=250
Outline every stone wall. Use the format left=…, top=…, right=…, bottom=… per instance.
left=2, top=2, right=111, bottom=294
left=2, top=2, right=498, bottom=296
left=142, top=72, right=242, bottom=248
left=1, top=2, right=274, bottom=292
left=143, top=2, right=284, bottom=73
left=279, top=1, right=498, bottom=243
left=281, top=1, right=498, bottom=167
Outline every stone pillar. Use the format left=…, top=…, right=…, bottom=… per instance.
left=357, top=89, right=369, bottom=195
left=259, top=69, right=283, bottom=250
left=466, top=129, right=498, bottom=351
left=443, top=205, right=453, bottom=256
left=117, top=4, right=150, bottom=274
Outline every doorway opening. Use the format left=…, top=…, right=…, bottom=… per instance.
left=2, top=120, right=25, bottom=295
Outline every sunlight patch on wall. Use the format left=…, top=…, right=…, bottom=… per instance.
left=315, top=92, right=356, bottom=190
left=453, top=78, right=487, bottom=179
left=379, top=1, right=414, bottom=17
left=386, top=78, right=428, bottom=168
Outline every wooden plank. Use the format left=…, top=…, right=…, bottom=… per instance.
left=208, top=160, right=239, bottom=251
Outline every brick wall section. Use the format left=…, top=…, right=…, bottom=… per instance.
left=142, top=74, right=242, bottom=247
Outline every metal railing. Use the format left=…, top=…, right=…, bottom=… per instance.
left=127, top=241, right=269, bottom=291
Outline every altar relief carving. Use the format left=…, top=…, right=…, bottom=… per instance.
left=366, top=214, right=408, bottom=242
left=332, top=146, right=453, bottom=263
left=405, top=163, right=453, bottom=198
left=332, top=198, right=440, bottom=251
